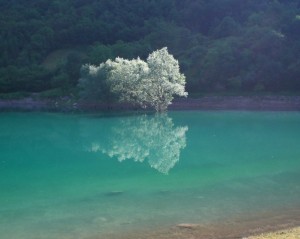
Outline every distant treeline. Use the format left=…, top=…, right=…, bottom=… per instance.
left=0, top=0, right=300, bottom=96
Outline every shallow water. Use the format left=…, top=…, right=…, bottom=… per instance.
left=0, top=111, right=300, bottom=238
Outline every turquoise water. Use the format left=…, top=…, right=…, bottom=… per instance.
left=1, top=111, right=300, bottom=238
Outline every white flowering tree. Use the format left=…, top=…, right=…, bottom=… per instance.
left=79, top=47, right=187, bottom=111
left=106, top=57, right=150, bottom=107
left=108, top=47, right=187, bottom=111
left=145, top=47, right=187, bottom=111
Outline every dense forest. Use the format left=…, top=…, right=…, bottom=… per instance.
left=1, top=0, right=300, bottom=98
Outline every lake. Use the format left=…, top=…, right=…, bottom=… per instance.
left=1, top=111, right=300, bottom=238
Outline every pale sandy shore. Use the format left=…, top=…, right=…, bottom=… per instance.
left=99, top=225, right=300, bottom=239
left=246, top=227, right=300, bottom=239
left=100, top=224, right=300, bottom=239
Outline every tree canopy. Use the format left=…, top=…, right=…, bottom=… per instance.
left=0, top=0, right=300, bottom=96
left=79, top=48, right=187, bottom=111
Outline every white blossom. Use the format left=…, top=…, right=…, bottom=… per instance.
left=80, top=47, right=187, bottom=111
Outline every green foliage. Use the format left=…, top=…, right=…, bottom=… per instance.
left=38, top=88, right=64, bottom=99
left=78, top=63, right=117, bottom=103
left=0, top=0, right=300, bottom=96
left=0, top=66, right=51, bottom=93
left=0, top=91, right=31, bottom=100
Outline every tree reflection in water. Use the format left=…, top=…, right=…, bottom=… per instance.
left=87, top=114, right=188, bottom=174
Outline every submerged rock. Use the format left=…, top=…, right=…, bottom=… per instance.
left=176, top=223, right=199, bottom=229
left=105, top=191, right=124, bottom=196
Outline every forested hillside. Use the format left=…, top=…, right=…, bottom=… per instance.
left=1, top=0, right=300, bottom=97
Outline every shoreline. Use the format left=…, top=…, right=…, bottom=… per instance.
left=100, top=222, right=300, bottom=239
left=0, top=95, right=300, bottom=112
left=170, top=96, right=300, bottom=111
left=99, top=207, right=300, bottom=239
left=247, top=227, right=300, bottom=239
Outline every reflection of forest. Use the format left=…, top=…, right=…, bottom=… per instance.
left=86, top=114, right=188, bottom=174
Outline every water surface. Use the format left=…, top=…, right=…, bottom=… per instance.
left=1, top=111, right=300, bottom=238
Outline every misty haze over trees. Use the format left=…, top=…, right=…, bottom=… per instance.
left=0, top=0, right=300, bottom=97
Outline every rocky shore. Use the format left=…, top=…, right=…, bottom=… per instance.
left=1, top=96, right=300, bottom=111
left=170, top=96, right=300, bottom=111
